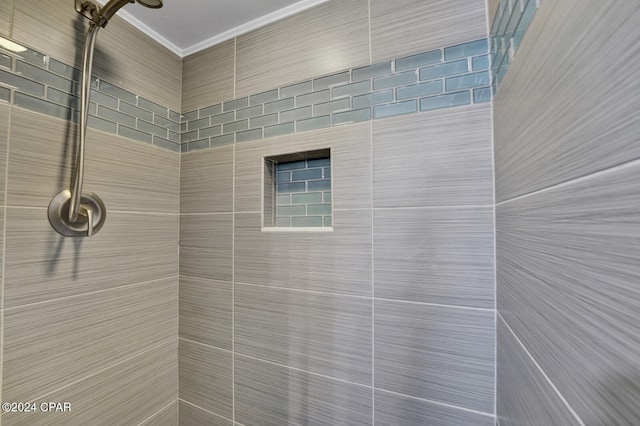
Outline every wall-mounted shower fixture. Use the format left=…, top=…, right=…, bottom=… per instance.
left=48, top=0, right=164, bottom=237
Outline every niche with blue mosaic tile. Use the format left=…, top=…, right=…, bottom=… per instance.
left=264, top=149, right=332, bottom=228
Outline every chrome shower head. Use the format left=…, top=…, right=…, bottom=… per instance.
left=76, top=0, right=163, bottom=28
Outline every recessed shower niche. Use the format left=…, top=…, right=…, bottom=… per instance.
left=263, top=149, right=332, bottom=229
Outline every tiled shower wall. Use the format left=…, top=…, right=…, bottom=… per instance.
left=179, top=0, right=495, bottom=425
left=493, top=1, right=640, bottom=425
left=0, top=1, right=180, bottom=424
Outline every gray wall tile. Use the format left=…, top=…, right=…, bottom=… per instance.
left=376, top=390, right=495, bottom=426
left=236, top=0, right=369, bottom=97
left=494, top=0, right=640, bottom=202
left=180, top=213, right=233, bottom=281
left=140, top=401, right=179, bottom=426
left=234, top=211, right=371, bottom=296
left=179, top=339, right=233, bottom=419
left=0, top=0, right=10, bottom=36
left=3, top=278, right=177, bottom=401
left=373, top=104, right=493, bottom=207
left=3, top=341, right=177, bottom=426
left=281, top=80, right=312, bottom=98
left=497, top=162, right=640, bottom=424
left=235, top=284, right=372, bottom=384
left=280, top=106, right=312, bottom=122
left=375, top=299, right=495, bottom=413
left=180, top=276, right=232, bottom=350
left=497, top=317, right=582, bottom=426
left=353, top=90, right=393, bottom=108
left=313, top=71, right=351, bottom=91
left=180, top=145, right=233, bottom=214
left=14, top=92, right=73, bottom=120
left=235, top=355, right=372, bottom=426
left=0, top=104, right=8, bottom=206
left=374, top=207, right=494, bottom=308
left=265, top=122, right=294, bottom=139
left=371, top=0, right=487, bottom=62
left=179, top=401, right=233, bottom=426
left=4, top=209, right=178, bottom=308
left=332, top=107, right=371, bottom=125
left=182, top=39, right=235, bottom=112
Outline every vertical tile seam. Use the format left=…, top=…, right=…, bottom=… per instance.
left=369, top=118, right=375, bottom=423
left=231, top=131, right=236, bottom=423
left=489, top=67, right=498, bottom=420
left=497, top=313, right=586, bottom=426
left=0, top=106, right=12, bottom=407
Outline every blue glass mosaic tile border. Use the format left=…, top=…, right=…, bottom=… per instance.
left=490, top=0, right=541, bottom=91
left=181, top=38, right=492, bottom=152
left=0, top=35, right=494, bottom=154
left=0, top=37, right=182, bottom=152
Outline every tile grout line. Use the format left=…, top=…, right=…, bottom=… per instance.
left=178, top=398, right=234, bottom=424
left=489, top=50, right=498, bottom=422
left=376, top=387, right=496, bottom=419
left=496, top=156, right=640, bottom=207
left=176, top=140, right=181, bottom=421
left=0, top=106, right=12, bottom=409
left=369, top=118, right=375, bottom=423
left=135, top=398, right=176, bottom=426
left=3, top=275, right=179, bottom=312
left=231, top=123, right=237, bottom=423
left=497, top=313, right=586, bottom=426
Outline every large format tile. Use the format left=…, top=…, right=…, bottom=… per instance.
left=234, top=210, right=372, bottom=296
left=84, top=129, right=180, bottom=213
left=140, top=401, right=179, bottom=426
left=0, top=0, right=11, bottom=36
left=373, top=104, right=493, bottom=208
left=375, top=389, right=495, bottom=426
left=3, top=278, right=177, bottom=402
left=181, top=145, right=233, bottom=214
left=235, top=122, right=371, bottom=212
left=375, top=299, right=494, bottom=413
left=8, top=109, right=179, bottom=212
left=496, top=162, right=640, bottom=424
left=3, top=341, right=177, bottom=426
left=179, top=276, right=232, bottom=350
left=235, top=284, right=372, bottom=385
left=371, top=0, right=488, bottom=62
left=179, top=213, right=233, bottom=281
left=236, top=0, right=369, bottom=97
left=179, top=339, right=233, bottom=420
left=494, top=1, right=640, bottom=202
left=235, top=354, right=372, bottom=426
left=0, top=104, right=8, bottom=205
left=179, top=401, right=233, bottom=426
left=182, top=39, right=235, bottom=112
left=496, top=316, right=581, bottom=426
left=4, top=209, right=178, bottom=307
left=12, top=0, right=85, bottom=67
left=374, top=206, right=494, bottom=308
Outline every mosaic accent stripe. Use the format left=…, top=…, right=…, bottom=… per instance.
left=0, top=37, right=181, bottom=152
left=0, top=36, right=492, bottom=154
left=181, top=38, right=492, bottom=152
left=490, top=0, right=541, bottom=91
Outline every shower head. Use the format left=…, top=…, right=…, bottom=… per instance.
left=77, top=0, right=163, bottom=28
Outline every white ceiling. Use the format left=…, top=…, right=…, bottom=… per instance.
left=98, top=0, right=331, bottom=57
